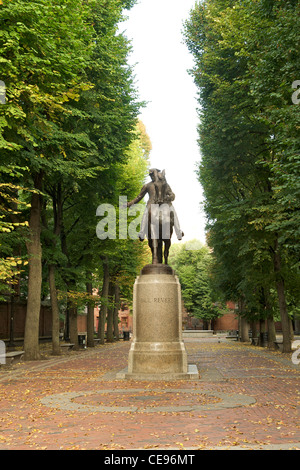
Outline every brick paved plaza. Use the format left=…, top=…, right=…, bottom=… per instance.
left=0, top=337, right=299, bottom=451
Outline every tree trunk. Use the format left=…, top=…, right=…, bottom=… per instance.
left=238, top=298, right=249, bottom=342
left=98, top=259, right=109, bottom=344
left=259, top=319, right=266, bottom=346
left=69, top=305, right=78, bottom=349
left=275, top=277, right=293, bottom=352
left=261, top=287, right=276, bottom=349
left=40, top=187, right=62, bottom=355
left=49, top=264, right=60, bottom=355
left=106, top=282, right=115, bottom=342
left=273, top=247, right=293, bottom=353
left=267, top=316, right=276, bottom=349
left=56, top=182, right=73, bottom=343
left=294, top=318, right=300, bottom=334
left=250, top=321, right=258, bottom=345
left=240, top=316, right=250, bottom=342
left=86, top=280, right=95, bottom=348
left=24, top=173, right=43, bottom=361
left=113, top=284, right=120, bottom=341
left=255, top=320, right=261, bottom=346
left=64, top=304, right=70, bottom=341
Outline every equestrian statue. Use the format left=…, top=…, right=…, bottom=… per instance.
left=127, top=168, right=184, bottom=265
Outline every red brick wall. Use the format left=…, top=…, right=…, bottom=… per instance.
left=77, top=314, right=87, bottom=333
left=0, top=302, right=52, bottom=339
left=93, top=305, right=133, bottom=333
left=213, top=312, right=238, bottom=331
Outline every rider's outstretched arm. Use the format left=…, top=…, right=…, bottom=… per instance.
left=127, top=185, right=148, bottom=207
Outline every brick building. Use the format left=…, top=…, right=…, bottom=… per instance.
left=92, top=302, right=133, bottom=336
left=0, top=301, right=53, bottom=340
left=183, top=301, right=239, bottom=331
left=213, top=301, right=239, bottom=331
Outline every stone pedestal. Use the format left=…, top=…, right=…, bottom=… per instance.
left=117, top=264, right=198, bottom=380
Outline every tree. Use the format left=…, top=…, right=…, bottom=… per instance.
left=94, top=121, right=151, bottom=343
left=0, top=0, right=96, bottom=359
left=169, top=241, right=223, bottom=328
left=0, top=0, right=143, bottom=358
left=184, top=0, right=299, bottom=352
left=0, top=165, right=30, bottom=297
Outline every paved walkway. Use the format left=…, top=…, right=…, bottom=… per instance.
left=0, top=338, right=299, bottom=450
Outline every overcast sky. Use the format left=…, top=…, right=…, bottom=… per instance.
left=119, top=0, right=207, bottom=245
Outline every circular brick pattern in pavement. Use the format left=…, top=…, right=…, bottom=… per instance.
left=40, top=388, right=256, bottom=413
left=73, top=389, right=222, bottom=410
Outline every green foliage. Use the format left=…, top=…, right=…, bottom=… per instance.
left=0, top=164, right=31, bottom=288
left=0, top=0, right=149, bottom=334
left=184, top=0, right=300, bottom=325
left=169, top=241, right=224, bottom=322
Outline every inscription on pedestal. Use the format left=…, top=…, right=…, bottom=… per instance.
left=126, top=269, right=198, bottom=379
left=140, top=297, right=174, bottom=304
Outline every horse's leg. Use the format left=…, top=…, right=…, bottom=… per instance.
left=149, top=213, right=160, bottom=264
left=152, top=238, right=159, bottom=264
left=149, top=227, right=158, bottom=264
left=164, top=241, right=170, bottom=264
left=148, top=238, right=153, bottom=262
left=164, top=226, right=173, bottom=264
left=158, top=240, right=163, bottom=264
left=151, top=240, right=159, bottom=264
left=157, top=218, right=164, bottom=264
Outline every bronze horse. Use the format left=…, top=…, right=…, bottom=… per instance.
left=127, top=168, right=183, bottom=266
left=148, top=170, right=174, bottom=265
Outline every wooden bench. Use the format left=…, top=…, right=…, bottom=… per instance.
left=60, top=343, right=74, bottom=351
left=0, top=351, right=25, bottom=365
left=226, top=330, right=239, bottom=340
